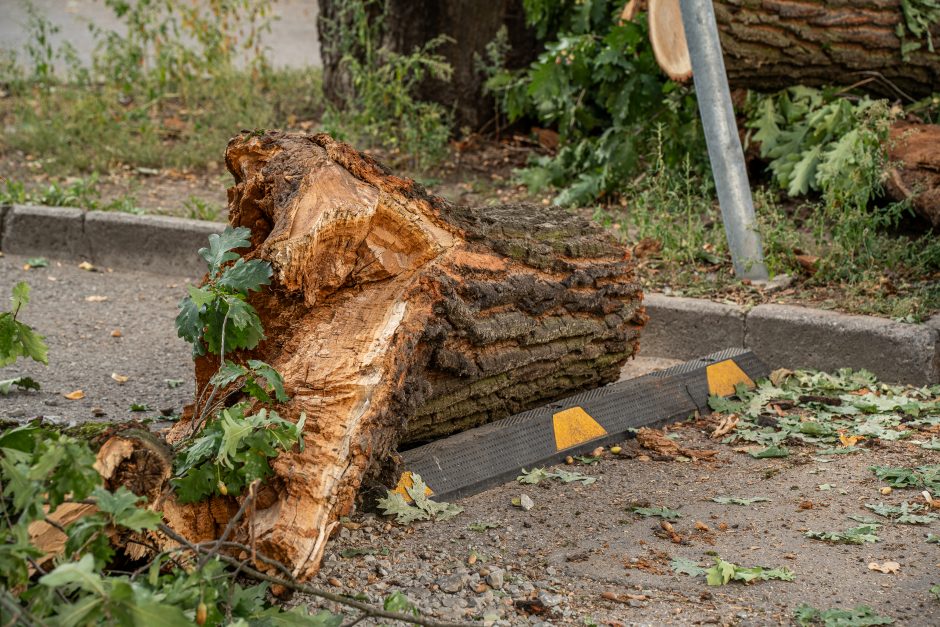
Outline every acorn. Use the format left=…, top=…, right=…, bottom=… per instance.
left=217, top=481, right=228, bottom=496
left=196, top=602, right=208, bottom=626
left=610, top=445, right=623, bottom=455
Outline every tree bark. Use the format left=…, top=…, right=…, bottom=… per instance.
left=713, top=0, right=940, bottom=99
left=886, top=122, right=940, bottom=227
left=99, top=132, right=644, bottom=580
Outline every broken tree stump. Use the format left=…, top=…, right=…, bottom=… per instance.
left=104, top=132, right=644, bottom=580
left=886, top=123, right=940, bottom=228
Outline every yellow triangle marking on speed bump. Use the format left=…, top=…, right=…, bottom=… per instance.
left=393, top=471, right=433, bottom=503
left=706, top=360, right=754, bottom=397
left=552, top=406, right=607, bottom=451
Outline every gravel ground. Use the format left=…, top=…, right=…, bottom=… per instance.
left=1, top=252, right=938, bottom=626
left=300, top=427, right=940, bottom=626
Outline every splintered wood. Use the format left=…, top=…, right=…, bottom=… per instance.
left=107, top=132, right=646, bottom=579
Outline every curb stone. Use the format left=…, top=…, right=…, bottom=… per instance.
left=0, top=204, right=224, bottom=277
left=0, top=205, right=936, bottom=384
left=746, top=304, right=939, bottom=386
left=641, top=293, right=746, bottom=360
left=85, top=211, right=223, bottom=276
left=643, top=294, right=938, bottom=386
left=2, top=205, right=91, bottom=261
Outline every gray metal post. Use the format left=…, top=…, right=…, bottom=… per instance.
left=679, top=0, right=768, bottom=280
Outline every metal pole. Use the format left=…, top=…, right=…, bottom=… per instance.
left=679, top=0, right=768, bottom=281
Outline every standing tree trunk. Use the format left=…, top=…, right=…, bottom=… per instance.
left=99, top=132, right=644, bottom=580
left=317, top=0, right=539, bottom=130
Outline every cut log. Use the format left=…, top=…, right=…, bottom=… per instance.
left=647, top=0, right=692, bottom=82
left=886, top=123, right=940, bottom=227
left=98, top=132, right=644, bottom=580
left=651, top=0, right=940, bottom=99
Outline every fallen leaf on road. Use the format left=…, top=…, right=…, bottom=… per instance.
left=637, top=427, right=717, bottom=460
left=867, top=561, right=900, bottom=574
left=64, top=390, right=85, bottom=400
left=711, top=414, right=739, bottom=438
left=511, top=494, right=535, bottom=511
left=769, top=368, right=794, bottom=386
left=839, top=432, right=864, bottom=447
left=85, top=295, right=108, bottom=302
left=24, top=257, right=48, bottom=269
left=601, top=591, right=648, bottom=603
left=111, top=372, right=129, bottom=384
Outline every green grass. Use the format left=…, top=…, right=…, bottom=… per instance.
left=0, top=174, right=140, bottom=214
left=594, top=136, right=940, bottom=321
left=0, top=67, right=322, bottom=175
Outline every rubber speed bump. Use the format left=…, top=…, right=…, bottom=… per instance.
left=706, top=359, right=754, bottom=397
left=399, top=348, right=767, bottom=501
left=552, top=407, right=607, bottom=451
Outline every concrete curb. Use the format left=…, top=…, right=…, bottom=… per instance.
left=642, top=293, right=939, bottom=386
left=0, top=204, right=223, bottom=277
left=0, top=205, right=936, bottom=384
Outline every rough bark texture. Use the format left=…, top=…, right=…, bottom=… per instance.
left=318, top=0, right=539, bottom=130
left=714, top=0, right=940, bottom=99
left=886, top=123, right=940, bottom=227
left=99, top=132, right=644, bottom=580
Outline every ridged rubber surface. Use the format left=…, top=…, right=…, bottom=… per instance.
left=401, top=349, right=768, bottom=500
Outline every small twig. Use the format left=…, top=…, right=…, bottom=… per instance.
left=0, top=589, right=46, bottom=627
left=157, top=524, right=471, bottom=627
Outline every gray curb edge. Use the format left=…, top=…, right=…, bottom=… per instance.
left=1, top=205, right=936, bottom=385
left=0, top=204, right=223, bottom=277
left=644, top=293, right=940, bottom=386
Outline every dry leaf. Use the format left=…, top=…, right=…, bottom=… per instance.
left=868, top=561, right=900, bottom=574
left=795, top=254, right=819, bottom=274
left=711, top=414, right=739, bottom=439
left=769, top=368, right=794, bottom=386
left=63, top=390, right=85, bottom=400
left=637, top=427, right=717, bottom=460
left=632, top=237, right=663, bottom=259
left=694, top=521, right=710, bottom=532
left=85, top=295, right=108, bottom=302
left=110, top=329, right=122, bottom=338
left=838, top=432, right=864, bottom=447
left=78, top=261, right=95, bottom=271
left=111, top=373, right=129, bottom=384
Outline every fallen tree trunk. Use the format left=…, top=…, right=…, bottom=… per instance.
left=712, top=0, right=940, bottom=99
left=100, top=132, right=644, bottom=580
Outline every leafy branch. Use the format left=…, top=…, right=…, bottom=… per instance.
left=0, top=281, right=48, bottom=369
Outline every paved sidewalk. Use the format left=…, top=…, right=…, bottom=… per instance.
left=0, top=0, right=321, bottom=70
